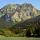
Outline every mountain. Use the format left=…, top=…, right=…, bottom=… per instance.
left=0, top=3, right=40, bottom=23
left=0, top=3, right=40, bottom=37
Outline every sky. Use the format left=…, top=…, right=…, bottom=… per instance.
left=0, top=0, right=40, bottom=10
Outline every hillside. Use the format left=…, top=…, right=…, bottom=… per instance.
left=11, top=15, right=40, bottom=37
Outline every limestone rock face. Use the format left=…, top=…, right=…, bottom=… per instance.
left=0, top=3, right=40, bottom=23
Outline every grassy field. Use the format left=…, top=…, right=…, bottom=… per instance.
left=0, top=36, right=40, bottom=40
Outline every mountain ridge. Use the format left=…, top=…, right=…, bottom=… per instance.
left=0, top=3, right=40, bottom=23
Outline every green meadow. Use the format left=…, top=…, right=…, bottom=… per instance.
left=0, top=37, right=40, bottom=40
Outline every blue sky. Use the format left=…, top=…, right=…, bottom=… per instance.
left=0, top=0, right=40, bottom=10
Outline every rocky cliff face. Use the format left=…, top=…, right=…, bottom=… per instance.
left=0, top=3, right=40, bottom=23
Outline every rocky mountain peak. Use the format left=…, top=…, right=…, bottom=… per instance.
left=0, top=3, right=40, bottom=23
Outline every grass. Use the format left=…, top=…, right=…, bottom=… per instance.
left=0, top=37, right=40, bottom=40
